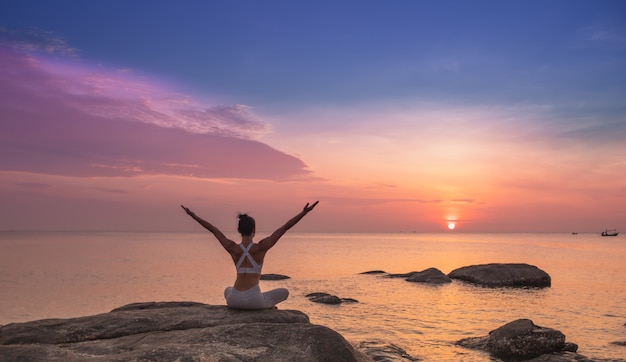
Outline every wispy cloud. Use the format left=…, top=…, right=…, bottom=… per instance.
left=0, top=26, right=78, bottom=57
left=584, top=26, right=626, bottom=48
left=0, top=38, right=310, bottom=181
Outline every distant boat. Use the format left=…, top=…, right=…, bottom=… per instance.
left=601, top=229, right=619, bottom=236
left=571, top=232, right=578, bottom=235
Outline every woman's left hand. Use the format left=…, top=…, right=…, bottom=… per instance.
left=181, top=205, right=195, bottom=216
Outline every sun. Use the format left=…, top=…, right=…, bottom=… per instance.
left=447, top=222, right=456, bottom=230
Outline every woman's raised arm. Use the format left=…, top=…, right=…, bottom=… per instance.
left=181, top=205, right=237, bottom=252
left=258, top=201, right=319, bottom=251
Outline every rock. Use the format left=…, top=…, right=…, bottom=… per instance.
left=405, top=268, right=451, bottom=284
left=260, top=273, right=290, bottom=280
left=353, top=339, right=420, bottom=361
left=341, top=298, right=359, bottom=303
left=488, top=319, right=566, bottom=357
left=306, top=292, right=332, bottom=298
left=448, top=263, right=551, bottom=288
left=0, top=301, right=370, bottom=361
left=526, top=351, right=594, bottom=361
left=385, top=272, right=420, bottom=278
left=309, top=293, right=342, bottom=304
left=312, top=295, right=342, bottom=304
left=360, top=270, right=387, bottom=275
left=561, top=342, right=579, bottom=352
left=456, top=335, right=490, bottom=350
left=306, top=292, right=358, bottom=305
left=610, top=340, right=626, bottom=346
left=456, top=319, right=588, bottom=360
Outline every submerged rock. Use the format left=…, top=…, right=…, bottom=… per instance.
left=341, top=298, right=359, bottom=303
left=448, top=263, right=551, bottom=288
left=405, top=268, right=451, bottom=284
left=385, top=271, right=420, bottom=278
left=0, top=301, right=370, bottom=361
left=456, top=319, right=587, bottom=361
left=306, top=292, right=359, bottom=305
left=311, top=294, right=342, bottom=304
left=260, top=273, right=290, bottom=280
left=526, top=352, right=594, bottom=361
left=360, top=270, right=387, bottom=275
left=353, top=339, right=421, bottom=361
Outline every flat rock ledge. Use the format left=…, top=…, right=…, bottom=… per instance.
left=456, top=319, right=590, bottom=361
left=448, top=263, right=551, bottom=288
left=0, top=301, right=372, bottom=362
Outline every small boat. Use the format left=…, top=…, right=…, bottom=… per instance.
left=601, top=229, right=619, bottom=236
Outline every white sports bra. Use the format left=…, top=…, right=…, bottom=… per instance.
left=235, top=243, right=262, bottom=274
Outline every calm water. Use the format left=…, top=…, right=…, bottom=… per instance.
left=1, top=231, right=625, bottom=361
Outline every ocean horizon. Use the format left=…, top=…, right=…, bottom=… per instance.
left=1, top=231, right=625, bottom=361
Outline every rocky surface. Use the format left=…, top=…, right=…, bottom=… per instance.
left=0, top=301, right=370, bottom=361
left=448, top=263, right=551, bottom=288
left=405, top=268, right=451, bottom=284
left=456, top=319, right=589, bottom=361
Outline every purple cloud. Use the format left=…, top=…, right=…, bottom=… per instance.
left=0, top=45, right=311, bottom=180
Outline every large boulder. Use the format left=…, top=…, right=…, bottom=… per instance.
left=456, top=319, right=586, bottom=360
left=448, top=263, right=551, bottom=288
left=405, top=268, right=451, bottom=284
left=0, top=301, right=370, bottom=361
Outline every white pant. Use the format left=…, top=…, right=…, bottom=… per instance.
left=224, top=284, right=289, bottom=309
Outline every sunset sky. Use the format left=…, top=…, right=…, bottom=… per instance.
left=1, top=1, right=625, bottom=233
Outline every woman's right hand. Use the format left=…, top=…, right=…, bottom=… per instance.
left=303, top=201, right=319, bottom=213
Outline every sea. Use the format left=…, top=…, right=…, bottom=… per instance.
left=1, top=231, right=625, bottom=361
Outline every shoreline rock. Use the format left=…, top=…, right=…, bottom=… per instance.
left=456, top=319, right=589, bottom=361
left=0, top=301, right=369, bottom=361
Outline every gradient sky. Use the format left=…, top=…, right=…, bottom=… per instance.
left=1, top=0, right=625, bottom=232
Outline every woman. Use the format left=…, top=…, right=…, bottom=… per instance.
left=181, top=201, right=318, bottom=309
